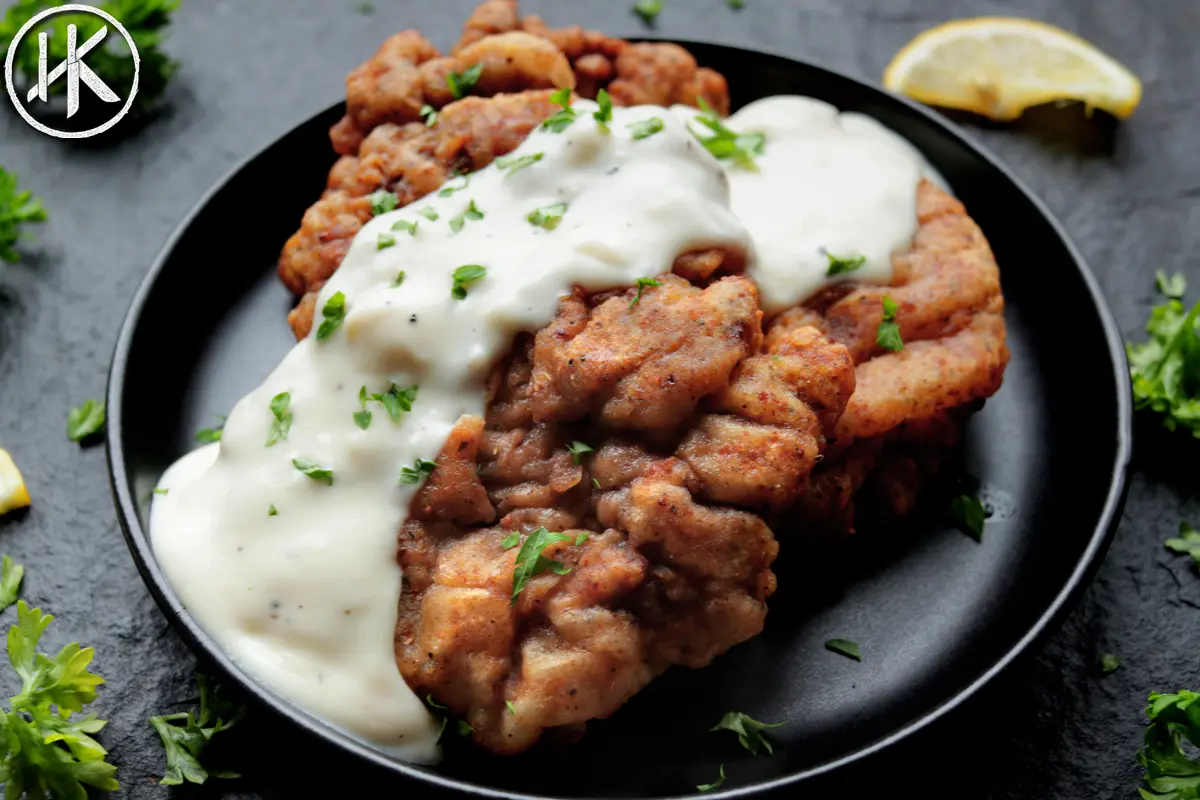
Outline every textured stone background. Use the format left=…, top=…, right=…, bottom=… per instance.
left=0, top=1, right=1196, bottom=797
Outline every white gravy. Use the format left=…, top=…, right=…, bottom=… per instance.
left=672, top=95, right=942, bottom=314
left=149, top=100, right=751, bottom=761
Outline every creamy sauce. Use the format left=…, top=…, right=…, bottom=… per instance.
left=673, top=95, right=942, bottom=314
left=149, top=100, right=751, bottom=761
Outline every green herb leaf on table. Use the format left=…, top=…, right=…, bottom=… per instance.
left=876, top=295, right=904, bottom=352
left=1157, top=269, right=1186, bottom=300
left=541, top=87, right=577, bottom=132
left=510, top=527, right=574, bottom=605
left=149, top=672, right=245, bottom=786
left=691, top=98, right=765, bottom=170
left=951, top=493, right=987, bottom=540
left=629, top=277, right=661, bottom=309
left=1100, top=653, right=1121, bottom=674
left=697, top=764, right=726, bottom=792
left=825, top=638, right=862, bottom=661
left=451, top=264, right=487, bottom=299
left=266, top=391, right=293, bottom=446
left=446, top=63, right=483, bottom=99
left=316, top=290, right=347, bottom=340
left=627, top=116, right=664, bottom=140
left=1165, top=521, right=1200, bottom=567
left=0, top=554, right=23, bottom=611
left=528, top=202, right=568, bottom=230
left=0, top=167, right=47, bottom=263
left=66, top=399, right=106, bottom=442
left=449, top=199, right=484, bottom=233
left=1138, top=689, right=1200, bottom=798
left=292, top=458, right=333, bottom=486
left=369, top=190, right=398, bottom=216
left=632, top=0, right=663, bottom=25
left=711, top=711, right=784, bottom=756
left=420, top=103, right=438, bottom=127
left=1129, top=272, right=1200, bottom=438
left=565, top=441, right=594, bottom=465
left=824, top=250, right=866, bottom=277
left=0, top=600, right=120, bottom=796
left=400, top=458, right=436, bottom=485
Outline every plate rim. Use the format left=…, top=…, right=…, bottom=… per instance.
left=105, top=37, right=1133, bottom=800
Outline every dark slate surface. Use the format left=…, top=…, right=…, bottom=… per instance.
left=0, top=0, right=1195, bottom=797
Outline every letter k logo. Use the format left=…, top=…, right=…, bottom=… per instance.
left=26, top=23, right=119, bottom=118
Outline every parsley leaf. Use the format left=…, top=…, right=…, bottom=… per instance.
left=353, top=385, right=372, bottom=430
left=66, top=399, right=105, bottom=442
left=541, top=87, right=577, bottom=132
left=1165, top=521, right=1200, bottom=568
left=268, top=504, right=278, bottom=516
left=629, top=277, right=661, bottom=309
left=316, top=290, right=347, bottom=340
left=449, top=199, right=484, bottom=233
left=1129, top=273, right=1200, bottom=438
left=451, top=264, right=487, bottom=299
left=266, top=392, right=292, bottom=446
left=0, top=600, right=120, bottom=796
left=876, top=295, right=904, bottom=351
left=824, top=250, right=866, bottom=277
left=418, top=207, right=439, bottom=221
left=593, top=89, right=613, bottom=129
left=627, top=117, right=664, bottom=140
left=149, top=672, right=245, bottom=785
left=510, top=527, right=573, bottom=605
left=368, top=190, right=398, bottom=216
left=392, top=219, right=418, bottom=237
left=0, top=554, right=23, bottom=612
left=391, top=270, right=407, bottom=288
left=292, top=458, right=333, bottom=486
left=1100, top=653, right=1121, bottom=674
left=950, top=494, right=987, bottom=541
left=1138, top=690, right=1200, bottom=798
left=691, top=98, right=765, bottom=170
left=711, top=711, right=784, bottom=755
left=377, top=232, right=396, bottom=250
left=632, top=0, right=663, bottom=24
left=528, top=202, right=568, bottom=230
left=1157, top=269, right=1186, bottom=300
left=697, top=764, right=726, bottom=792
left=495, top=152, right=544, bottom=175
left=574, top=532, right=589, bottom=545
left=194, top=415, right=226, bottom=443
left=369, top=383, right=418, bottom=422
left=0, top=167, right=46, bottom=263
left=566, top=441, right=594, bottom=465
left=400, top=458, right=436, bottom=484
left=446, top=63, right=483, bottom=99
left=420, top=103, right=438, bottom=127
left=438, top=172, right=470, bottom=196
left=825, top=638, right=861, bottom=661
left=500, top=531, right=521, bottom=549
left=0, top=0, right=180, bottom=110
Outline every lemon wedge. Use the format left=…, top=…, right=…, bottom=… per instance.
left=883, top=17, right=1142, bottom=121
left=0, top=449, right=31, bottom=516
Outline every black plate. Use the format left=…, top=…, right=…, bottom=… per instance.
left=106, top=40, right=1131, bottom=799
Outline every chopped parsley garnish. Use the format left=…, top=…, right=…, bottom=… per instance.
left=1129, top=272, right=1200, bottom=438
left=446, top=63, right=483, bottom=99
left=541, top=87, right=577, bottom=132
left=691, top=97, right=765, bottom=170
left=149, top=672, right=245, bottom=786
left=292, top=458, right=333, bottom=486
left=399, top=458, right=436, bottom=484
left=368, top=190, right=398, bottom=216
left=825, top=638, right=861, bottom=661
left=627, top=116, right=664, bottom=140
left=377, top=232, right=396, bottom=250
left=194, top=415, right=226, bottom=443
left=495, top=152, right=544, bottom=175
left=509, top=527, right=573, bottom=605
left=66, top=399, right=106, bottom=442
left=574, top=532, right=589, bottom=546
left=268, top=504, right=278, bottom=516
left=1100, top=653, right=1121, bottom=674
left=1165, top=521, right=1200, bottom=568
left=391, top=270, right=407, bottom=288
left=369, top=383, right=418, bottom=422
left=629, top=277, right=661, bottom=309
left=593, top=89, right=613, bottom=130
left=456, top=720, right=473, bottom=736
left=876, top=295, right=903, bottom=352
left=566, top=441, right=594, bottom=465
left=0, top=600, right=120, bottom=796
left=316, top=291, right=347, bottom=340
left=527, top=202, right=568, bottom=230
left=153, top=488, right=168, bottom=496
left=392, top=219, right=418, bottom=237
left=950, top=494, right=986, bottom=541
left=354, top=386, right=372, bottom=430
left=451, top=264, right=487, bottom=299
left=419, top=103, right=438, bottom=127
left=1138, top=690, right=1200, bottom=797
left=0, top=167, right=46, bottom=263
left=632, top=0, right=663, bottom=24
left=0, top=555, right=23, bottom=612
left=728, top=0, right=746, bottom=8
left=506, top=700, right=516, bottom=715
left=266, top=392, right=293, bottom=446
left=418, top=206, right=439, bottom=221
left=824, top=250, right=866, bottom=277
left=592, top=477, right=602, bottom=490
left=439, top=173, right=470, bottom=196
left=697, top=764, right=726, bottom=793
left=449, top=199, right=484, bottom=233
left=711, top=711, right=784, bottom=755
left=500, top=531, right=521, bottom=549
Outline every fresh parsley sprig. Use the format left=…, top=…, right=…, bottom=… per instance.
left=149, top=672, right=245, bottom=786
left=0, top=554, right=23, bottom=612
left=508, top=527, right=574, bottom=605
left=1138, top=690, right=1200, bottom=798
left=66, top=399, right=105, bottom=443
left=0, top=167, right=46, bottom=264
left=1129, top=272, right=1200, bottom=438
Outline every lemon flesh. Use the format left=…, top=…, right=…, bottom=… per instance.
left=0, top=449, right=30, bottom=516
